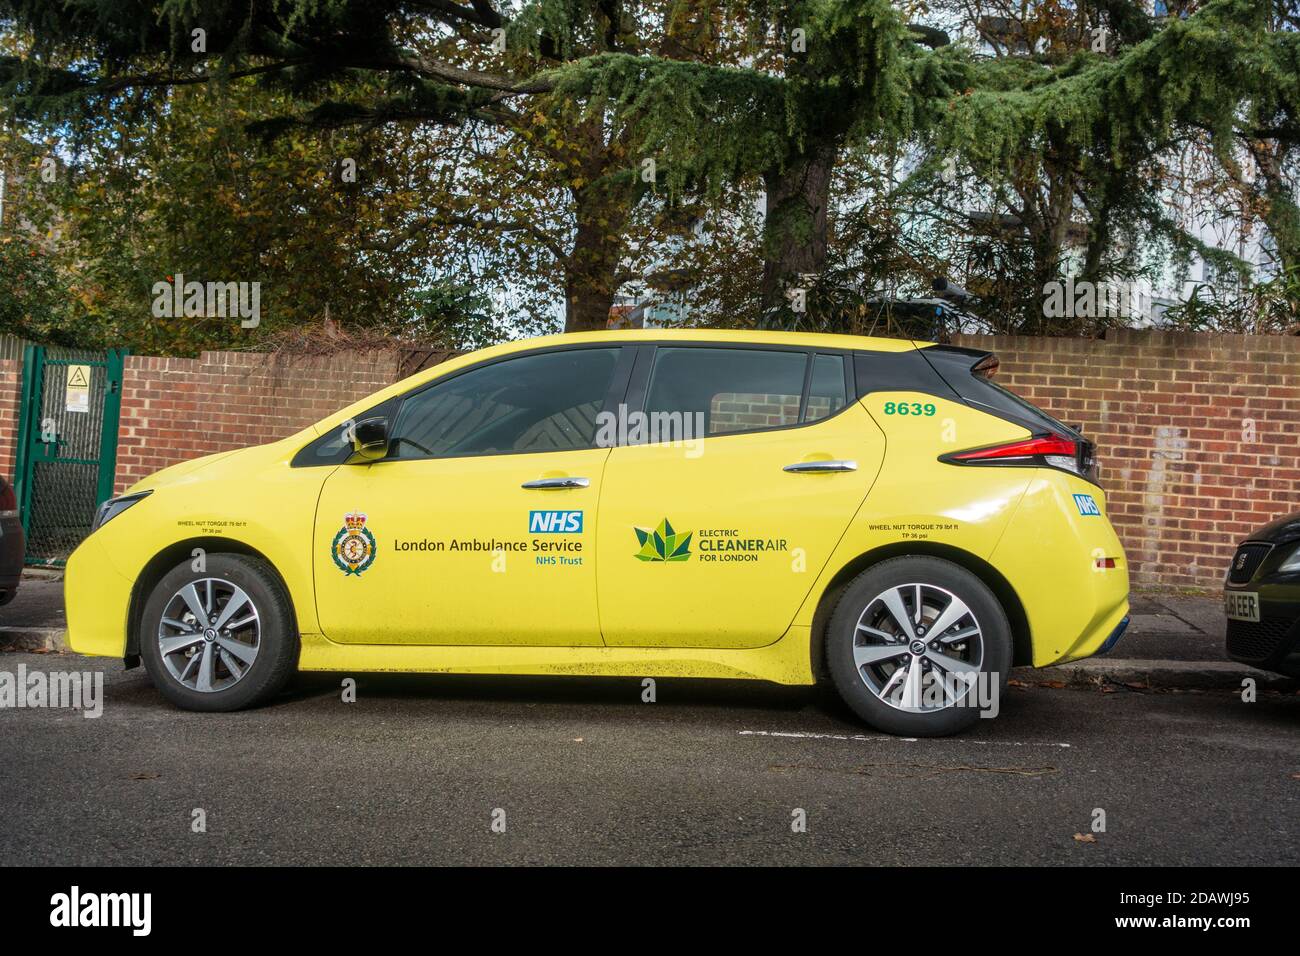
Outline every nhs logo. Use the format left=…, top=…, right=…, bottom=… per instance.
left=1073, top=494, right=1101, bottom=517
left=529, top=510, right=584, bottom=534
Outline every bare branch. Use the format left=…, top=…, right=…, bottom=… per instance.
left=365, top=212, right=568, bottom=261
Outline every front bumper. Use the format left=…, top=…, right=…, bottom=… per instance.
left=64, top=530, right=134, bottom=658
left=1225, top=588, right=1300, bottom=677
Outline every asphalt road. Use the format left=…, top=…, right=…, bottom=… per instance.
left=1, top=649, right=1296, bottom=866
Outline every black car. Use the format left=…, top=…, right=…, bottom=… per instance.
left=1224, top=512, right=1300, bottom=677
left=0, top=476, right=23, bottom=605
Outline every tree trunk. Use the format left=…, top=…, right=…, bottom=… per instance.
left=759, top=139, right=838, bottom=327
left=1017, top=152, right=1077, bottom=333
left=564, top=187, right=628, bottom=331
left=563, top=119, right=633, bottom=333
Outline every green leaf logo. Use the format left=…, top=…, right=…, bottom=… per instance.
left=634, top=518, right=692, bottom=562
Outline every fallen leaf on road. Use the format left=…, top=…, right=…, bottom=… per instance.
left=1008, top=679, right=1030, bottom=688
left=1038, top=680, right=1067, bottom=689
left=1073, top=833, right=1096, bottom=843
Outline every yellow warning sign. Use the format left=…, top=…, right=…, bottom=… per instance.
left=65, top=364, right=90, bottom=413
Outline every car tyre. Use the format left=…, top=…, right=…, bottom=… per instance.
left=826, top=556, right=1012, bottom=737
left=140, top=553, right=298, bottom=712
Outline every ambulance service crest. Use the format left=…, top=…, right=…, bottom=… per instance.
left=332, top=512, right=377, bottom=576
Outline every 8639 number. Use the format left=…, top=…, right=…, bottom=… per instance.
left=883, top=401, right=936, bottom=417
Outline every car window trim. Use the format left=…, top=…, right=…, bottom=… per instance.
left=796, top=352, right=815, bottom=423
left=294, top=340, right=872, bottom=466
left=801, top=352, right=853, bottom=424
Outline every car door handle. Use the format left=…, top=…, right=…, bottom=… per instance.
left=783, top=460, right=858, bottom=473
left=521, top=477, right=590, bottom=490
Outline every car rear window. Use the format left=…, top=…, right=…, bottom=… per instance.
left=921, top=346, right=1080, bottom=439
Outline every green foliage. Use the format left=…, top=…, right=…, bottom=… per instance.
left=407, top=282, right=506, bottom=351
left=546, top=53, right=788, bottom=195
left=1, top=0, right=1297, bottom=345
left=0, top=72, right=530, bottom=353
left=0, top=230, right=67, bottom=343
left=941, top=0, right=1276, bottom=173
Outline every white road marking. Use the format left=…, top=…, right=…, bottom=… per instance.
left=739, top=729, right=1072, bottom=748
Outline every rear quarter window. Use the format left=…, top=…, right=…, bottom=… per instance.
left=920, top=346, right=1079, bottom=439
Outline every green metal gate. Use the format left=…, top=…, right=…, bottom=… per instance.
left=14, top=346, right=127, bottom=565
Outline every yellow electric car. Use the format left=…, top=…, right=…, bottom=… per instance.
left=65, top=330, right=1130, bottom=735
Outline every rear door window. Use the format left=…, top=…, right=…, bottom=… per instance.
left=644, top=348, right=810, bottom=436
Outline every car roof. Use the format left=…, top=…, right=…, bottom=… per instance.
left=488, top=328, right=932, bottom=355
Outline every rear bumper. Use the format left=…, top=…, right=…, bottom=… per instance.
left=988, top=473, right=1131, bottom=667
left=1050, top=600, right=1132, bottom=665
left=1096, top=615, right=1130, bottom=656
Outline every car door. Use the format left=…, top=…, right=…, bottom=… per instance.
left=597, top=346, right=884, bottom=649
left=313, top=345, right=628, bottom=646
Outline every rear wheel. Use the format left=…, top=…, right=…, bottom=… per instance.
left=826, top=556, right=1011, bottom=736
left=139, top=553, right=298, bottom=712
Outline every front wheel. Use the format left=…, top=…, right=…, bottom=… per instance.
left=826, top=556, right=1012, bottom=737
left=139, top=553, right=299, bottom=712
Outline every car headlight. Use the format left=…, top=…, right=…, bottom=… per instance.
left=91, top=491, right=152, bottom=533
left=1279, top=543, right=1300, bottom=574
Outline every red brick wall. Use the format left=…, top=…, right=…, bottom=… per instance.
left=0, top=359, right=20, bottom=483
left=114, top=350, right=403, bottom=493
left=953, top=329, right=1300, bottom=588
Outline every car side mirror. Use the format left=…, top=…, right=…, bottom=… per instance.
left=348, top=416, right=389, bottom=462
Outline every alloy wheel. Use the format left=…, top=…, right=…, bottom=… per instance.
left=851, top=582, right=984, bottom=713
left=157, top=577, right=261, bottom=693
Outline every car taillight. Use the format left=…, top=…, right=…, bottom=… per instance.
left=0, top=482, right=16, bottom=516
left=941, top=433, right=1094, bottom=479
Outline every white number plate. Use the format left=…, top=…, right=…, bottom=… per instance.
left=1224, top=591, right=1260, bottom=623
